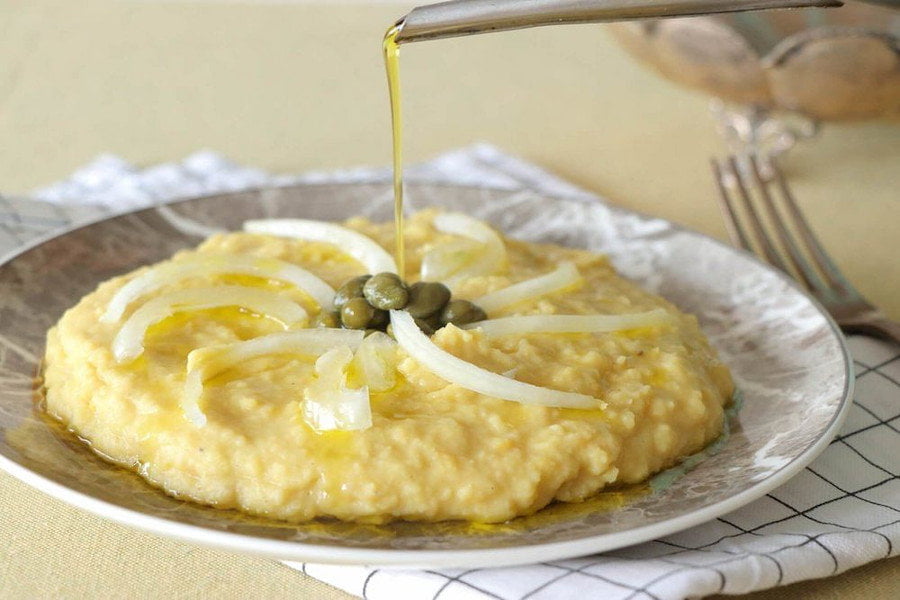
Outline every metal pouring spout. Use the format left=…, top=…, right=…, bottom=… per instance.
left=391, top=0, right=843, bottom=44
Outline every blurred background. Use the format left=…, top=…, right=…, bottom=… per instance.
left=0, top=0, right=897, bottom=312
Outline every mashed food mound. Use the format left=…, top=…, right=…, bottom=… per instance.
left=43, top=210, right=733, bottom=523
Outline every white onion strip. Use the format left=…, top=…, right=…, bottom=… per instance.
left=303, top=346, right=372, bottom=432
left=462, top=309, right=672, bottom=337
left=182, top=329, right=364, bottom=426
left=422, top=213, right=507, bottom=287
left=102, top=254, right=334, bottom=323
left=419, top=238, right=482, bottom=283
left=390, top=310, right=598, bottom=409
left=475, top=262, right=582, bottom=315
left=243, top=219, right=396, bottom=274
left=350, top=331, right=397, bottom=392
left=112, top=285, right=307, bottom=363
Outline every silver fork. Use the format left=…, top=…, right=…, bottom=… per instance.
left=711, top=154, right=900, bottom=344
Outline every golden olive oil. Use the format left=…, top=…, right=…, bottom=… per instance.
left=383, top=25, right=405, bottom=276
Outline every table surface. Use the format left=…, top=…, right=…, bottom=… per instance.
left=0, top=1, right=897, bottom=598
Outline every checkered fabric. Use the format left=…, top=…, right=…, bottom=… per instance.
left=6, top=146, right=898, bottom=600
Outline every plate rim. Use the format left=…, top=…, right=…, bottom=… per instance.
left=0, top=181, right=854, bottom=567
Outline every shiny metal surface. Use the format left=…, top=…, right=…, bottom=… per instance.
left=393, top=0, right=842, bottom=44
left=713, top=154, right=900, bottom=343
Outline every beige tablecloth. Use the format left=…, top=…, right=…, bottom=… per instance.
left=0, top=1, right=898, bottom=599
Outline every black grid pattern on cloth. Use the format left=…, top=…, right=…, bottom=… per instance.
left=4, top=152, right=898, bottom=600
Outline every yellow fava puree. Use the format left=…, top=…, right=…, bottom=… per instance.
left=43, top=210, right=733, bottom=524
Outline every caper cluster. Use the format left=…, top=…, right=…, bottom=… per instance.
left=314, top=272, right=487, bottom=336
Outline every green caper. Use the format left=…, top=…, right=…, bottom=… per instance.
left=312, top=310, right=341, bottom=329
left=363, top=272, right=409, bottom=310
left=369, top=308, right=389, bottom=329
left=333, top=275, right=371, bottom=311
left=425, top=311, right=443, bottom=331
left=405, top=281, right=451, bottom=318
left=440, top=299, right=487, bottom=327
left=385, top=323, right=394, bottom=338
left=341, top=297, right=375, bottom=330
left=413, top=317, right=435, bottom=336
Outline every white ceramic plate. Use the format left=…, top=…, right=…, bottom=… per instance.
left=0, top=182, right=851, bottom=568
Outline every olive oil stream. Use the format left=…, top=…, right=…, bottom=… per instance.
left=383, top=25, right=405, bottom=276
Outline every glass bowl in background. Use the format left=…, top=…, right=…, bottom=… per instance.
left=608, top=1, right=900, bottom=160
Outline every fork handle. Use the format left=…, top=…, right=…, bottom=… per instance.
left=841, top=315, right=900, bottom=346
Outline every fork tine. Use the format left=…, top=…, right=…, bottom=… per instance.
left=711, top=159, right=752, bottom=252
left=770, top=161, right=859, bottom=296
left=747, top=155, right=828, bottom=293
left=724, top=155, right=789, bottom=272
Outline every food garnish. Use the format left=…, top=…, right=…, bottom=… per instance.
left=106, top=217, right=659, bottom=428
left=341, top=297, right=381, bottom=330
left=348, top=331, right=397, bottom=393
left=330, top=270, right=485, bottom=336
left=302, top=346, right=372, bottom=432
left=111, top=285, right=308, bottom=363
left=405, top=281, right=451, bottom=318
left=363, top=272, right=409, bottom=310
left=243, top=218, right=396, bottom=274
left=389, top=309, right=600, bottom=409
left=103, top=217, right=659, bottom=427
left=439, top=299, right=487, bottom=327
left=421, top=212, right=507, bottom=287
left=462, top=309, right=672, bottom=337
left=101, top=254, right=334, bottom=323
left=182, top=328, right=364, bottom=426
left=475, top=261, right=582, bottom=315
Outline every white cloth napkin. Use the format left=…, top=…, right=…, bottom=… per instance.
left=10, top=144, right=899, bottom=600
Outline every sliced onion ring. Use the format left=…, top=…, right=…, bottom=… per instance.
left=303, top=346, right=372, bottom=432
left=462, top=309, right=672, bottom=337
left=475, top=262, right=582, bottom=315
left=112, top=285, right=307, bottom=363
left=390, top=310, right=599, bottom=410
left=102, top=254, right=334, bottom=323
left=243, top=219, right=396, bottom=274
left=182, top=328, right=364, bottom=426
left=350, top=331, right=397, bottom=392
left=186, top=329, right=364, bottom=380
left=420, top=238, right=481, bottom=282
left=423, top=213, right=507, bottom=288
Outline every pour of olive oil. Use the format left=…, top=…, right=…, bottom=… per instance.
left=383, top=25, right=405, bottom=276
